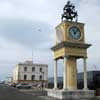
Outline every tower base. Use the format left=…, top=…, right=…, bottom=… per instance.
left=47, top=89, right=95, bottom=99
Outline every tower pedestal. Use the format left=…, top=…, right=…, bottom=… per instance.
left=47, top=89, right=95, bottom=99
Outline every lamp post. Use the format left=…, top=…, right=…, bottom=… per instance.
left=40, top=71, right=44, bottom=92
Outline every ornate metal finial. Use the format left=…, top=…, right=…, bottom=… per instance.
left=61, top=1, right=78, bottom=22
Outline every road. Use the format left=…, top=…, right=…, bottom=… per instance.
left=0, top=84, right=100, bottom=100
left=0, top=84, right=60, bottom=100
left=0, top=84, right=44, bottom=100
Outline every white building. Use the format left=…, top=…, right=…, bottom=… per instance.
left=13, top=61, right=48, bottom=87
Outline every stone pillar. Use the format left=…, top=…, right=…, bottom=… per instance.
left=63, top=56, right=67, bottom=90
left=83, top=58, right=88, bottom=90
left=67, top=57, right=77, bottom=90
left=54, top=59, right=57, bottom=89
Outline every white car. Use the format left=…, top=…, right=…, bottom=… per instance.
left=16, top=83, right=32, bottom=89
left=0, top=81, right=4, bottom=84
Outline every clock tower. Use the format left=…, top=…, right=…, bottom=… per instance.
left=51, top=1, right=91, bottom=90
left=48, top=1, right=95, bottom=99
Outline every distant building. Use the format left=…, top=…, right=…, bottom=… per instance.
left=77, top=71, right=100, bottom=89
left=13, top=60, right=48, bottom=87
left=48, top=71, right=100, bottom=89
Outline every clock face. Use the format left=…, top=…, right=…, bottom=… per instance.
left=56, top=28, right=63, bottom=43
left=69, top=26, right=81, bottom=40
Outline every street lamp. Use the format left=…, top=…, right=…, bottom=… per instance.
left=40, top=71, right=44, bottom=92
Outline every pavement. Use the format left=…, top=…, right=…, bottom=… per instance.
left=0, top=84, right=100, bottom=100
left=0, top=84, right=59, bottom=100
left=0, top=84, right=44, bottom=100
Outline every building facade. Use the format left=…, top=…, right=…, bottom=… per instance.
left=48, top=71, right=100, bottom=90
left=77, top=71, right=100, bottom=89
left=13, top=61, right=48, bottom=87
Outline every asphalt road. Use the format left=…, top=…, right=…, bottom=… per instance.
left=0, top=84, right=100, bottom=100
left=0, top=84, right=44, bottom=100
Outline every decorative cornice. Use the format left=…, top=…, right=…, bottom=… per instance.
left=51, top=42, right=91, bottom=51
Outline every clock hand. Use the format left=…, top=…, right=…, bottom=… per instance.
left=73, top=29, right=76, bottom=35
left=72, top=31, right=75, bottom=37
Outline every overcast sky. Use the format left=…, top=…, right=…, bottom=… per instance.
left=0, top=0, right=100, bottom=80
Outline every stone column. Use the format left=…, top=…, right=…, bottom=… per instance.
left=63, top=56, right=67, bottom=90
left=54, top=59, right=57, bottom=89
left=83, top=58, right=88, bottom=90
left=67, top=57, right=77, bottom=90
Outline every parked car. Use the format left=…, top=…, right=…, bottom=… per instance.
left=10, top=83, right=16, bottom=87
left=16, top=83, right=32, bottom=89
left=0, top=81, right=5, bottom=85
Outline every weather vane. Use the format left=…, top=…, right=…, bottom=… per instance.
left=61, top=1, right=78, bottom=22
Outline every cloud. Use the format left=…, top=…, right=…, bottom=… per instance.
left=0, top=18, right=53, bottom=49
left=0, top=17, right=54, bottom=80
left=78, top=0, right=100, bottom=68
left=0, top=0, right=100, bottom=80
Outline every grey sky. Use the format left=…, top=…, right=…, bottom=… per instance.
left=0, top=0, right=100, bottom=80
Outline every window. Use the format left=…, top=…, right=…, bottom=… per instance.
left=31, top=75, right=35, bottom=80
left=40, top=68, right=42, bottom=72
left=24, top=67, right=27, bottom=71
left=32, top=67, right=35, bottom=72
left=24, top=75, right=27, bottom=80
left=40, top=75, right=42, bottom=80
